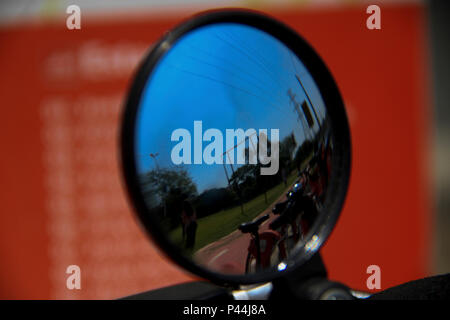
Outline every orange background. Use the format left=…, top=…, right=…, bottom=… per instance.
left=0, top=3, right=430, bottom=299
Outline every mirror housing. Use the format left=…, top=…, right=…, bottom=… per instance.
left=120, top=9, right=351, bottom=286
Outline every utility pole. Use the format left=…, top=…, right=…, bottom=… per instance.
left=288, top=88, right=312, bottom=141
left=149, top=152, right=160, bottom=170
left=295, top=74, right=322, bottom=131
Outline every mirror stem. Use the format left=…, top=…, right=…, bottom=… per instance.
left=270, top=252, right=327, bottom=298
left=270, top=253, right=354, bottom=299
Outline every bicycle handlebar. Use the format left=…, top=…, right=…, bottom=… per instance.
left=238, top=214, right=270, bottom=234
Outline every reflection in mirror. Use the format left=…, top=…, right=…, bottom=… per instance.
left=134, top=23, right=333, bottom=276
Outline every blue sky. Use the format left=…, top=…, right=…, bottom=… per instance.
left=135, top=23, right=327, bottom=193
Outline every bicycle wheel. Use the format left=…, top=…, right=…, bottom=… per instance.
left=245, top=252, right=257, bottom=274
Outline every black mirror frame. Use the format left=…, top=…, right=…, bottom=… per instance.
left=120, top=8, right=351, bottom=287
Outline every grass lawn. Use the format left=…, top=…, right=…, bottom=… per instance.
left=169, top=171, right=298, bottom=252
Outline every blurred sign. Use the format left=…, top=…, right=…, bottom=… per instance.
left=0, top=3, right=430, bottom=298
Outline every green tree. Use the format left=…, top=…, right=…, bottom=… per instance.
left=140, top=167, right=197, bottom=228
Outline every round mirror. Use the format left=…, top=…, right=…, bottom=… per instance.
left=121, top=9, right=351, bottom=285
